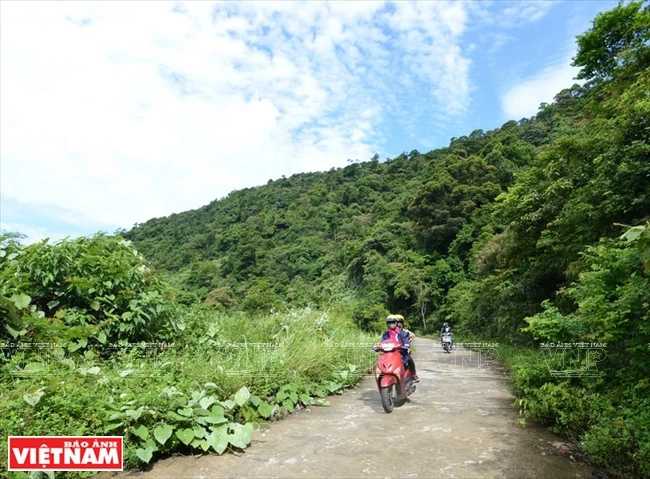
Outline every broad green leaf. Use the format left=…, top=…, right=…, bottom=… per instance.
left=228, top=423, right=254, bottom=449
left=210, top=404, right=225, bottom=417
left=153, top=424, right=173, bottom=446
left=199, top=396, right=215, bottom=410
left=258, top=402, right=275, bottom=418
left=175, top=428, right=194, bottom=445
left=199, top=439, right=211, bottom=452
left=11, top=293, right=31, bottom=310
left=312, top=388, right=326, bottom=398
left=177, top=407, right=193, bottom=417
left=23, top=389, right=45, bottom=406
left=23, top=362, right=45, bottom=372
left=60, top=358, right=75, bottom=369
left=87, top=366, right=101, bottom=375
left=249, top=395, right=262, bottom=407
left=104, top=422, right=124, bottom=432
left=326, top=381, right=341, bottom=392
left=198, top=416, right=228, bottom=425
left=135, top=446, right=153, bottom=464
left=622, top=226, right=644, bottom=242
left=125, top=409, right=142, bottom=420
left=47, top=300, right=60, bottom=309
left=5, top=324, right=21, bottom=338
left=97, top=330, right=107, bottom=344
left=207, top=426, right=229, bottom=454
left=131, top=425, right=149, bottom=441
left=90, top=300, right=100, bottom=311
left=193, top=426, right=207, bottom=438
left=282, top=399, right=295, bottom=412
left=234, top=387, right=250, bottom=406
left=165, top=411, right=187, bottom=422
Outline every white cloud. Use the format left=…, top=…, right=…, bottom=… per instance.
left=1, top=1, right=476, bottom=230
left=500, top=54, right=581, bottom=120
left=469, top=1, right=558, bottom=29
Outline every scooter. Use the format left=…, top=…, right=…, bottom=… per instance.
left=442, top=333, right=453, bottom=353
left=373, top=339, right=416, bottom=413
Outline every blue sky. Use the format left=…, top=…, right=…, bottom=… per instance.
left=0, top=0, right=618, bottom=244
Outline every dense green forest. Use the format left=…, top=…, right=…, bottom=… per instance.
left=1, top=1, right=649, bottom=477
left=127, top=4, right=649, bottom=332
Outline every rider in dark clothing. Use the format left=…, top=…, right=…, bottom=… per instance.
left=440, top=322, right=454, bottom=348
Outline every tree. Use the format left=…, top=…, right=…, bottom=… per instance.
left=573, top=1, right=650, bottom=81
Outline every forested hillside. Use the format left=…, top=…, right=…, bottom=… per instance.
left=126, top=2, right=649, bottom=336
left=124, top=2, right=650, bottom=475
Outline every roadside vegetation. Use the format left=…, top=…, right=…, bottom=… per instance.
left=0, top=234, right=375, bottom=477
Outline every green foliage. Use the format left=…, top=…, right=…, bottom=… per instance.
left=622, top=222, right=650, bottom=273
left=1, top=305, right=374, bottom=473
left=573, top=1, right=650, bottom=81
left=0, top=234, right=182, bottom=346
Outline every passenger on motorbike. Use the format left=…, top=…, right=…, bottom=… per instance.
left=440, top=322, right=454, bottom=348
left=395, top=315, right=418, bottom=381
left=395, top=315, right=415, bottom=342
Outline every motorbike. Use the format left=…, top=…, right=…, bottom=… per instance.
left=442, top=332, right=453, bottom=353
left=373, top=339, right=416, bottom=413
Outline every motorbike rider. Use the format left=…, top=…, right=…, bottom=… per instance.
left=440, top=322, right=454, bottom=348
left=395, top=315, right=418, bottom=381
left=374, top=315, right=419, bottom=382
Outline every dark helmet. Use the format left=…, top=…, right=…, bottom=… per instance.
left=386, top=315, right=398, bottom=329
left=443, top=322, right=449, bottom=327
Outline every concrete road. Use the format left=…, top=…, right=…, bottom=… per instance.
left=99, top=339, right=604, bottom=478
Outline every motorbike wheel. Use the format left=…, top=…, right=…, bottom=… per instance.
left=380, top=386, right=394, bottom=413
left=444, top=343, right=450, bottom=353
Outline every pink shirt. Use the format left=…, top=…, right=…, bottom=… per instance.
left=386, top=328, right=399, bottom=341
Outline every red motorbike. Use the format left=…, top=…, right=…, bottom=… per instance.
left=373, top=339, right=416, bottom=413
